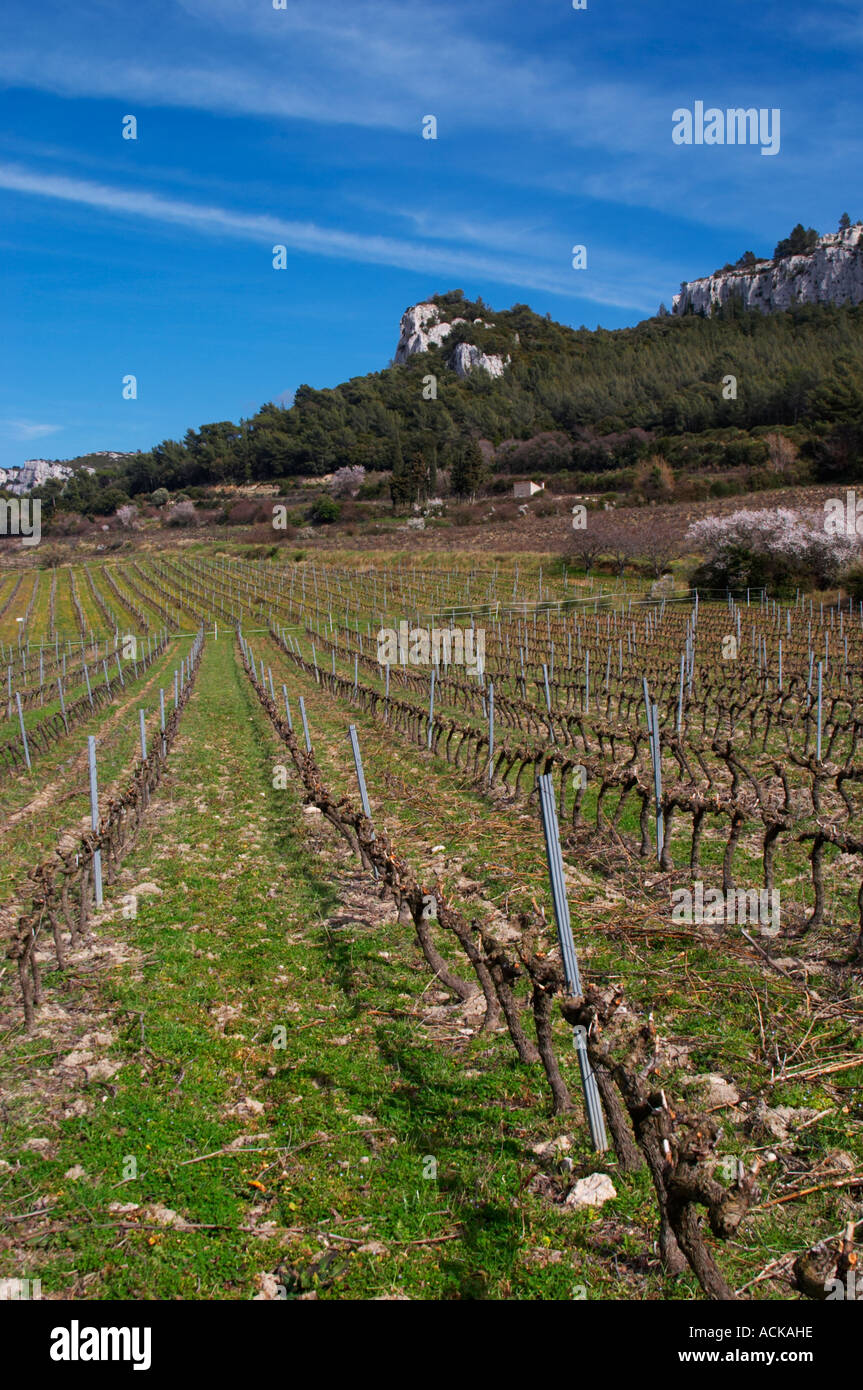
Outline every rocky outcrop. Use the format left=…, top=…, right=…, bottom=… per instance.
left=394, top=303, right=467, bottom=361
left=2, top=459, right=99, bottom=494
left=673, top=225, right=863, bottom=316
left=450, top=341, right=510, bottom=379
left=394, top=301, right=509, bottom=377
left=5, top=460, right=72, bottom=493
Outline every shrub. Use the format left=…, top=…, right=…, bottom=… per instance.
left=165, top=500, right=199, bottom=528
left=634, top=454, right=675, bottom=501
left=151, top=487, right=169, bottom=507
left=89, top=486, right=130, bottom=517
left=496, top=432, right=574, bottom=474
left=49, top=511, right=85, bottom=536
left=309, top=497, right=341, bottom=524
left=841, top=560, right=863, bottom=601
left=334, top=500, right=362, bottom=524
left=356, top=474, right=390, bottom=500
left=765, top=432, right=798, bottom=473
left=226, top=499, right=261, bottom=526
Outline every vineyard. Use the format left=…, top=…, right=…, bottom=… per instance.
left=0, top=552, right=861, bottom=1303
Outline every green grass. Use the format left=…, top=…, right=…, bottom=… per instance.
left=0, top=637, right=690, bottom=1300
left=1, top=561, right=860, bottom=1303
left=241, top=627, right=862, bottom=1295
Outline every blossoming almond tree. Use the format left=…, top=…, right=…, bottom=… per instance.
left=687, top=508, right=857, bottom=591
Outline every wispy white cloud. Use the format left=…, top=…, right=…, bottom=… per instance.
left=1, top=418, right=62, bottom=441
left=0, top=0, right=848, bottom=238
left=0, top=0, right=655, bottom=152
left=0, top=162, right=664, bottom=310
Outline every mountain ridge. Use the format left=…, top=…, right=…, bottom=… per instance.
left=12, top=262, right=863, bottom=507
left=674, top=224, right=863, bottom=317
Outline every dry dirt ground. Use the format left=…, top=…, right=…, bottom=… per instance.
left=270, top=484, right=844, bottom=555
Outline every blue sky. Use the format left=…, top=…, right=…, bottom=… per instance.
left=0, top=0, right=860, bottom=470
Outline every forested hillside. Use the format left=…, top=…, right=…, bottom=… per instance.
left=134, top=293, right=863, bottom=486
left=30, top=292, right=863, bottom=512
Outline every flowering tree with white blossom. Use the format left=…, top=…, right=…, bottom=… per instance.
left=331, top=466, right=366, bottom=498
left=687, top=507, right=857, bottom=592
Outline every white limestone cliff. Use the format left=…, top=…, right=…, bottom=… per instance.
left=394, top=301, right=508, bottom=377
left=5, top=459, right=72, bottom=494
left=449, top=341, right=510, bottom=379
left=2, top=459, right=100, bottom=494
left=394, top=303, right=466, bottom=361
left=672, top=225, right=863, bottom=316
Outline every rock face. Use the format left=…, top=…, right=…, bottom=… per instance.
left=5, top=459, right=72, bottom=494
left=450, top=341, right=509, bottom=379
left=673, top=225, right=863, bottom=316
left=394, top=303, right=467, bottom=361
left=394, top=301, right=509, bottom=378
left=2, top=458, right=99, bottom=494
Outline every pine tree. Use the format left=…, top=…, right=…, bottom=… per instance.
left=451, top=439, right=487, bottom=499
left=408, top=451, right=428, bottom=502
left=389, top=433, right=412, bottom=509
left=427, top=443, right=438, bottom=497
left=450, top=447, right=467, bottom=498
left=774, top=224, right=819, bottom=260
